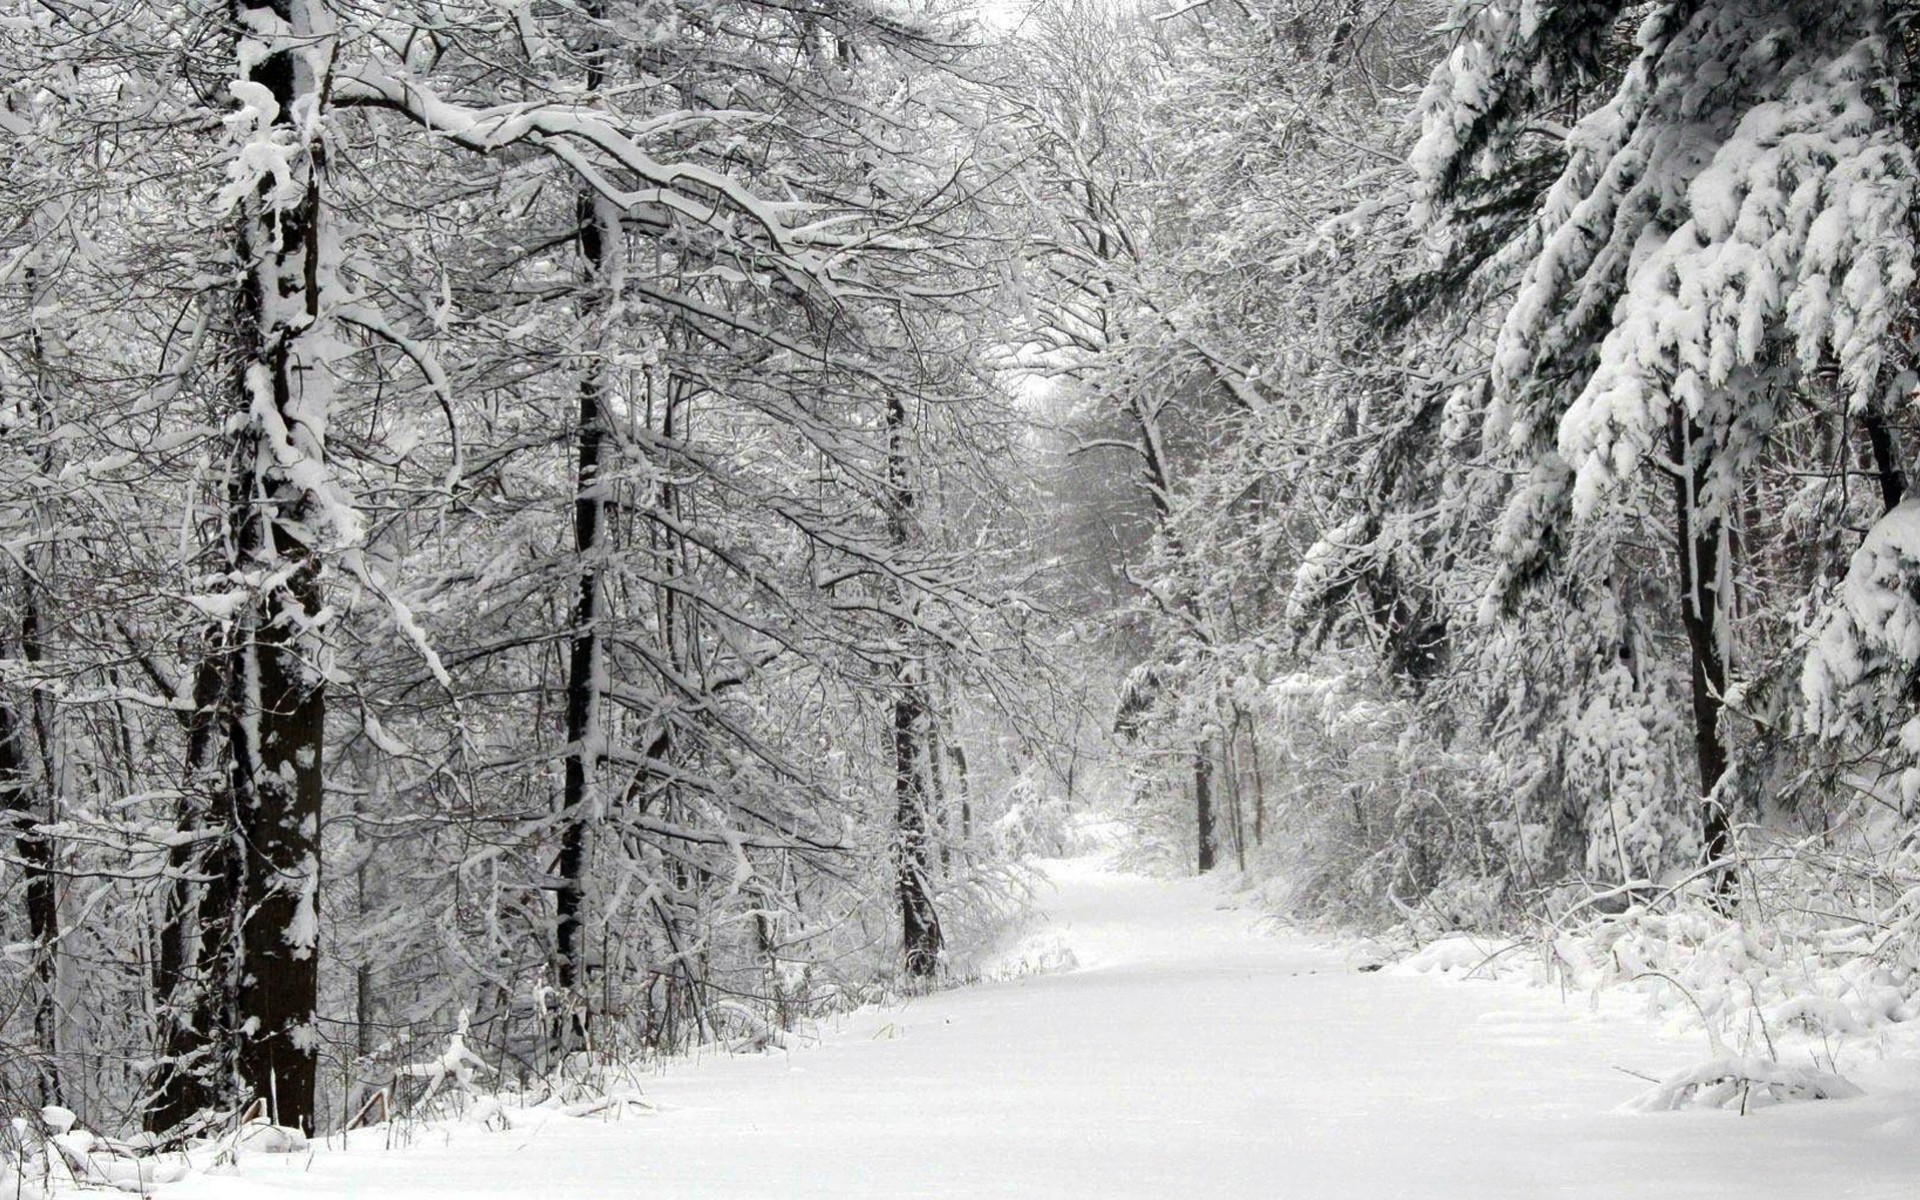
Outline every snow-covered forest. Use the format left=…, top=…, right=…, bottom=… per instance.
left=5, top=0, right=1920, bottom=1190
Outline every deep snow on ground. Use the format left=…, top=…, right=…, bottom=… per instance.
left=161, top=856, right=1920, bottom=1199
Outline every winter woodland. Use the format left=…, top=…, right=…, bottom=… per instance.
left=4, top=0, right=1920, bottom=1187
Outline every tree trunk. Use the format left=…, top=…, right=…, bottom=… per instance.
left=555, top=3, right=620, bottom=1019
left=1862, top=398, right=1907, bottom=513
left=227, top=544, right=325, bottom=1132
left=0, top=693, right=59, bottom=1105
left=15, top=244, right=62, bottom=1107
left=888, top=393, right=942, bottom=979
left=929, top=702, right=952, bottom=875
left=947, top=740, right=972, bottom=844
left=352, top=745, right=381, bottom=1064
left=1224, top=718, right=1247, bottom=873
left=556, top=196, right=613, bottom=1003
left=1194, top=745, right=1217, bottom=874
left=225, top=0, right=339, bottom=1132
left=185, top=798, right=240, bottom=1114
left=894, top=685, right=941, bottom=977
left=1669, top=415, right=1734, bottom=898
left=146, top=645, right=228, bottom=1134
left=1242, top=708, right=1267, bottom=848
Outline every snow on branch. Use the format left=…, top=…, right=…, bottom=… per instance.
left=1438, top=1, right=1919, bottom=567
left=332, top=65, right=842, bottom=277
left=396, top=1009, right=492, bottom=1109
left=1805, top=499, right=1920, bottom=760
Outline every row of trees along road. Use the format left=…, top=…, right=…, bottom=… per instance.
left=1038, top=0, right=1920, bottom=972
left=0, top=0, right=1079, bottom=1136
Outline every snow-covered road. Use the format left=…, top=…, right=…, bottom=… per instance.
left=171, top=858, right=1919, bottom=1199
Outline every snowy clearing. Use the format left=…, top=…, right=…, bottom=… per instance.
left=158, top=857, right=1919, bottom=1199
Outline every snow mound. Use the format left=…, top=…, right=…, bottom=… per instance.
left=1393, top=933, right=1516, bottom=975
left=231, top=1120, right=310, bottom=1154
left=1628, top=1054, right=1864, bottom=1113
left=966, top=925, right=1080, bottom=983
left=990, top=931, right=1080, bottom=980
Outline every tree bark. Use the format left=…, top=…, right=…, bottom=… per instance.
left=1194, top=746, right=1217, bottom=874
left=555, top=1, right=620, bottom=1018
left=1862, top=398, right=1907, bottom=513
left=931, top=704, right=952, bottom=875
left=15, top=234, right=63, bottom=1108
left=146, top=644, right=228, bottom=1134
left=894, top=686, right=941, bottom=977
left=0, top=693, right=59, bottom=1105
left=228, top=582, right=324, bottom=1131
left=1224, top=720, right=1247, bottom=873
left=225, top=0, right=338, bottom=1132
left=556, top=195, right=613, bottom=1004
left=1669, top=414, right=1734, bottom=898
left=888, top=393, right=942, bottom=979
left=1242, top=707, right=1267, bottom=848
left=948, top=740, right=972, bottom=845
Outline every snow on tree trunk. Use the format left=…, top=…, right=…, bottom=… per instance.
left=555, top=4, right=622, bottom=1021
left=0, top=693, right=59, bottom=1105
left=1669, top=415, right=1735, bottom=896
left=146, top=644, right=231, bottom=1134
left=895, top=680, right=942, bottom=978
left=223, top=0, right=349, bottom=1134
left=889, top=392, right=942, bottom=979
left=556, top=186, right=619, bottom=1012
left=9, top=221, right=66, bottom=1108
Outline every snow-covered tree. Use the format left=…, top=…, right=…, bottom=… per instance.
left=1417, top=0, right=1920, bottom=893
left=0, top=0, right=1053, bottom=1135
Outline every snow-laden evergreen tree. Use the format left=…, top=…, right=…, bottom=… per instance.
left=1418, top=0, right=1920, bottom=893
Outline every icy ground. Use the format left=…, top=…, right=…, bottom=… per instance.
left=167, top=857, right=1919, bottom=1199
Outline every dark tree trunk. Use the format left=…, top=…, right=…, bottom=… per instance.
left=228, top=575, right=324, bottom=1131
left=225, top=0, right=334, bottom=1132
left=1194, top=746, right=1217, bottom=874
left=947, top=740, right=972, bottom=844
left=888, top=393, right=942, bottom=979
left=12, top=260, right=61, bottom=1108
left=146, top=645, right=228, bottom=1134
left=1242, top=708, right=1268, bottom=848
left=227, top=412, right=327, bottom=1134
left=0, top=694, right=59, bottom=1105
left=556, top=192, right=610, bottom=1006
left=555, top=4, right=617, bottom=1015
left=894, top=684, right=941, bottom=977
left=1863, top=399, right=1907, bottom=512
left=1669, top=415, right=1734, bottom=898
left=555, top=431, right=601, bottom=997
left=1225, top=726, right=1247, bottom=873
left=931, top=707, right=952, bottom=874
left=186, top=801, right=240, bottom=1108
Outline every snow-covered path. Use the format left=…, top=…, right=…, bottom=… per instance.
left=172, top=859, right=1918, bottom=1199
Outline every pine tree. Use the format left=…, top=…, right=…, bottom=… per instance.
left=1417, top=0, right=1920, bottom=892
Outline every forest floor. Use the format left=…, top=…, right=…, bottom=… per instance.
left=161, top=853, right=1920, bottom=1199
